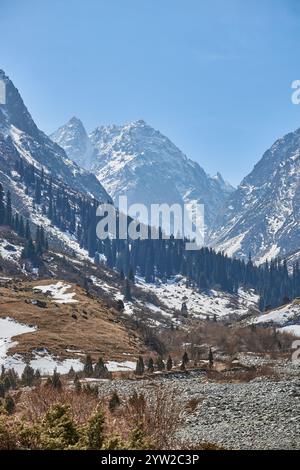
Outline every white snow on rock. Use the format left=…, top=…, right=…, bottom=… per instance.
left=0, top=239, right=23, bottom=263
left=90, top=275, right=134, bottom=315
left=33, top=282, right=78, bottom=304
left=30, top=353, right=83, bottom=375
left=106, top=360, right=136, bottom=372
left=279, top=324, right=300, bottom=337
left=252, top=301, right=300, bottom=326
left=137, top=276, right=259, bottom=319
left=252, top=301, right=300, bottom=337
left=2, top=351, right=83, bottom=376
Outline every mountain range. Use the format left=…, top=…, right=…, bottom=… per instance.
left=1, top=68, right=299, bottom=263
left=51, top=117, right=234, bottom=232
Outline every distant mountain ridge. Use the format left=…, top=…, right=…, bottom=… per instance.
left=0, top=70, right=111, bottom=203
left=51, top=118, right=234, bottom=233
left=210, top=127, right=300, bottom=262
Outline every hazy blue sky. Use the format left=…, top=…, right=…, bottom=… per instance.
left=1, top=0, right=300, bottom=185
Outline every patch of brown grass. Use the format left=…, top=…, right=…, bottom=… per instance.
left=159, top=320, right=295, bottom=360
left=0, top=279, right=147, bottom=362
left=206, top=364, right=279, bottom=383
left=185, top=397, right=202, bottom=413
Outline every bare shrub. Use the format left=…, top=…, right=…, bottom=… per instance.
left=108, top=387, right=182, bottom=449
left=206, top=364, right=280, bottom=383
left=159, top=321, right=295, bottom=359
left=18, top=382, right=99, bottom=425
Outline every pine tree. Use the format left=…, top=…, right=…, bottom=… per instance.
left=182, top=351, right=189, bottom=366
left=135, top=356, right=145, bottom=375
left=25, top=220, right=31, bottom=239
left=35, top=177, right=41, bottom=204
left=93, top=357, right=109, bottom=378
left=128, top=267, right=135, bottom=283
left=108, top=391, right=121, bottom=412
left=34, top=369, right=41, bottom=383
left=21, top=364, right=35, bottom=386
left=147, top=357, right=154, bottom=373
left=22, top=237, right=35, bottom=260
left=52, top=368, right=62, bottom=389
left=208, top=347, right=214, bottom=369
left=181, top=301, right=188, bottom=316
left=5, top=191, right=12, bottom=226
left=74, top=374, right=81, bottom=393
left=4, top=395, right=15, bottom=415
left=18, top=216, right=25, bottom=237
left=166, top=355, right=173, bottom=371
left=86, top=407, right=105, bottom=450
left=156, top=356, right=165, bottom=371
left=0, top=183, right=5, bottom=225
left=124, top=278, right=132, bottom=301
left=83, top=354, right=94, bottom=377
left=48, top=368, right=62, bottom=389
left=67, top=366, right=75, bottom=378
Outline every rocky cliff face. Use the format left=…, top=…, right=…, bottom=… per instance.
left=210, top=127, right=300, bottom=262
left=0, top=70, right=111, bottom=203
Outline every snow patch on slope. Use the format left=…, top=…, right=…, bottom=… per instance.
left=33, top=282, right=78, bottom=304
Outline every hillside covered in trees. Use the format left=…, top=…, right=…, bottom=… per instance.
left=1, top=157, right=300, bottom=312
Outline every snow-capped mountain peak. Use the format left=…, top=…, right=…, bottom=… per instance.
left=0, top=69, right=111, bottom=202
left=210, top=126, right=300, bottom=262
left=52, top=118, right=234, bottom=233
left=50, top=116, right=94, bottom=170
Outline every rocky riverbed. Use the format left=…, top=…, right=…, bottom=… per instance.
left=93, top=360, right=300, bottom=450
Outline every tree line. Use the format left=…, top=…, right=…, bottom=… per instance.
left=3, top=158, right=300, bottom=311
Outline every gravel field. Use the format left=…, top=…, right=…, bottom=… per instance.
left=94, top=361, right=300, bottom=450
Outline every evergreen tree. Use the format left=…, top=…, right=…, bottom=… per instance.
left=66, top=367, right=74, bottom=379
left=86, top=407, right=105, bottom=450
left=147, top=357, right=154, bottom=373
left=83, top=355, right=94, bottom=377
left=4, top=395, right=15, bottom=415
left=128, top=267, right=135, bottom=283
left=35, top=177, right=42, bottom=204
left=166, top=355, right=173, bottom=371
left=25, top=220, right=31, bottom=239
left=108, top=391, right=121, bottom=412
left=208, top=347, right=214, bottom=369
left=124, top=278, right=132, bottom=301
left=22, top=237, right=35, bottom=260
left=0, top=381, right=5, bottom=398
left=47, top=368, right=62, bottom=389
left=5, top=191, right=12, bottom=226
left=93, top=357, right=109, bottom=379
left=156, top=356, right=165, bottom=371
left=135, top=356, right=145, bottom=375
left=74, top=374, right=81, bottom=393
left=21, top=364, right=35, bottom=386
left=182, top=351, right=189, bottom=366
left=0, top=183, right=5, bottom=225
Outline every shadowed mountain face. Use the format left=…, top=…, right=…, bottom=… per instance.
left=210, top=128, right=300, bottom=262
left=51, top=118, right=234, bottom=234
left=0, top=70, right=111, bottom=203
